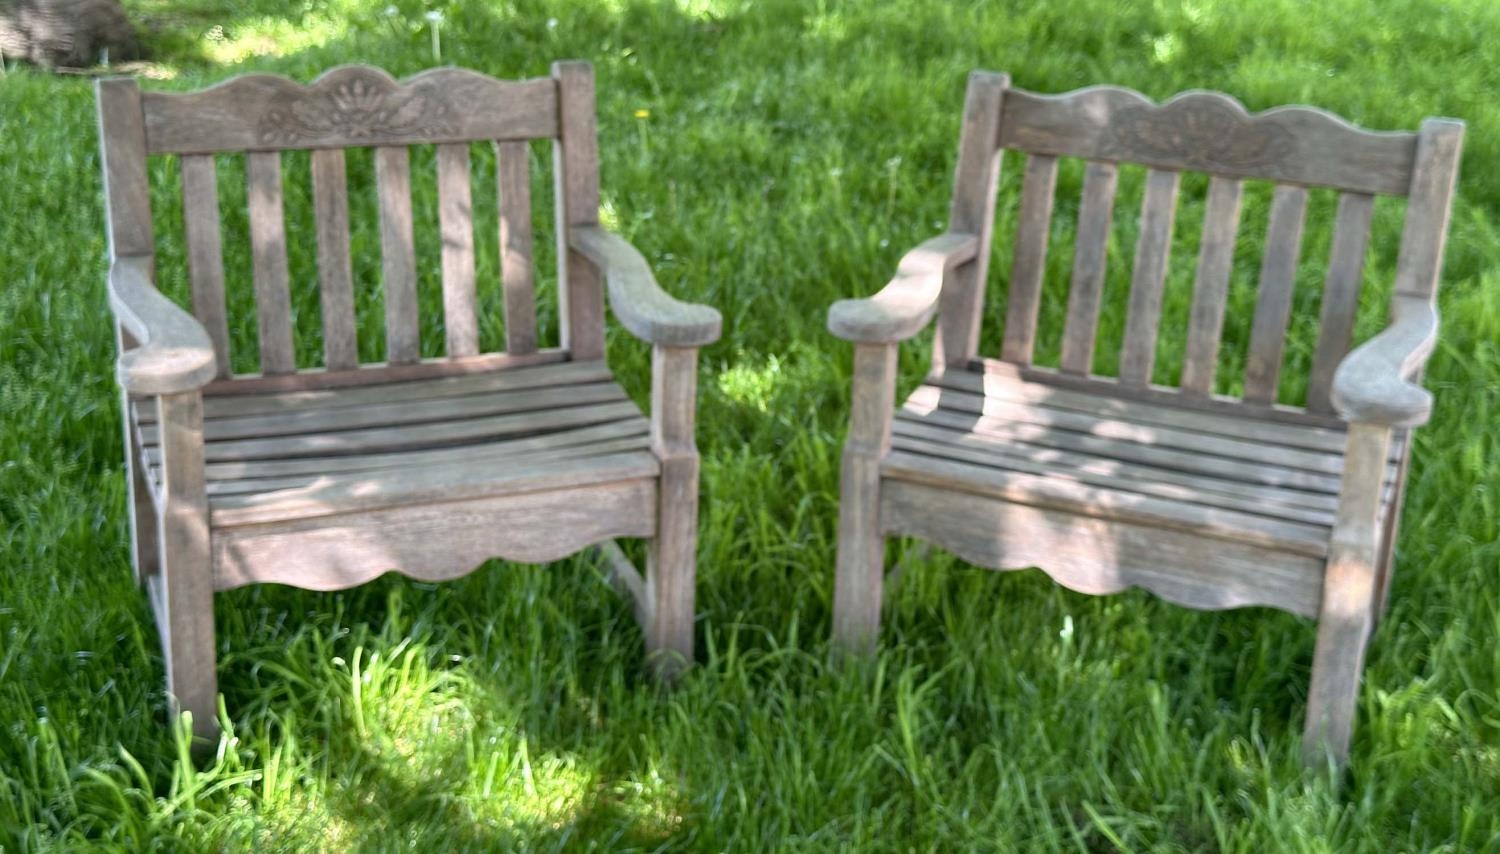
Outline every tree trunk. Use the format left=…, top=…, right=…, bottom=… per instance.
left=0, top=0, right=140, bottom=68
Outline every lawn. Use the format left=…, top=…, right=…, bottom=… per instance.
left=2, top=0, right=1498, bottom=849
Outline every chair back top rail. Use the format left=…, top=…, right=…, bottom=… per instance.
left=997, top=85, right=1417, bottom=196
left=140, top=66, right=560, bottom=154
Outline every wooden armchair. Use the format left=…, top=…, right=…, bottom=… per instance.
left=96, top=62, right=719, bottom=744
left=828, top=72, right=1462, bottom=767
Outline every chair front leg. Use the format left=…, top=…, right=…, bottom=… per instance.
left=1303, top=421, right=1392, bottom=769
left=645, top=344, right=702, bottom=680
left=155, top=390, right=219, bottom=747
left=832, top=343, right=898, bottom=656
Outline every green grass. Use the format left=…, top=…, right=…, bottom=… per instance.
left=3, top=0, right=1500, bottom=849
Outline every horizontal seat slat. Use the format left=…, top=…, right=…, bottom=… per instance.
left=211, top=450, right=658, bottom=527
left=890, top=423, right=1339, bottom=525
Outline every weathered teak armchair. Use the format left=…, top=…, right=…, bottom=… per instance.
left=97, top=62, right=719, bottom=743
left=829, top=72, right=1462, bottom=766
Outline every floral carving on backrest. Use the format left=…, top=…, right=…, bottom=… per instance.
left=256, top=67, right=458, bottom=146
left=1103, top=94, right=1299, bottom=173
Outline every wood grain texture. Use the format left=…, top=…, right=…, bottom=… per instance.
left=375, top=145, right=420, bottom=364
left=998, top=86, right=1417, bottom=195
left=1307, top=192, right=1374, bottom=414
left=937, top=71, right=1008, bottom=369
left=881, top=479, right=1323, bottom=618
left=1243, top=185, right=1309, bottom=404
left=832, top=343, right=898, bottom=653
left=496, top=140, right=537, bottom=355
left=1303, top=422, right=1392, bottom=767
left=1118, top=168, right=1180, bottom=386
left=1179, top=176, right=1243, bottom=396
left=154, top=391, right=219, bottom=744
left=646, top=345, right=702, bottom=678
left=95, top=77, right=155, bottom=258
left=310, top=148, right=358, bottom=370
left=1058, top=161, right=1118, bottom=375
left=1001, top=154, right=1059, bottom=365
left=180, top=155, right=232, bottom=378
left=1393, top=119, right=1465, bottom=300
left=214, top=478, right=656, bottom=590
left=437, top=143, right=479, bottom=357
left=205, top=349, right=566, bottom=395
left=829, top=232, right=979, bottom=343
left=552, top=61, right=606, bottom=360
left=108, top=257, right=217, bottom=395
left=246, top=151, right=295, bottom=375
left=141, top=66, right=559, bottom=154
left=569, top=226, right=722, bottom=347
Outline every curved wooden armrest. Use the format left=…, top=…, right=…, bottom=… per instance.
left=109, top=256, right=217, bottom=395
left=568, top=226, right=722, bottom=348
left=1331, top=294, right=1439, bottom=428
left=827, top=232, right=979, bottom=344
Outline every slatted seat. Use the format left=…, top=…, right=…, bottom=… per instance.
left=827, top=71, right=1462, bottom=768
left=97, top=63, right=720, bottom=747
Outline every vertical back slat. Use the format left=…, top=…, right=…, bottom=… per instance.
left=552, top=61, right=606, bottom=361
left=1000, top=154, right=1059, bottom=365
left=1058, top=161, right=1118, bottom=375
left=245, top=151, right=295, bottom=375
left=937, top=71, right=1009, bottom=369
left=436, top=143, right=478, bottom=358
left=180, top=155, right=231, bottom=378
left=1118, top=168, right=1180, bottom=387
left=1243, top=185, right=1309, bottom=404
left=310, top=148, right=358, bottom=371
left=1179, top=176, right=1244, bottom=396
left=1306, top=192, right=1374, bottom=413
left=496, top=140, right=537, bottom=355
left=375, top=145, right=420, bottom=364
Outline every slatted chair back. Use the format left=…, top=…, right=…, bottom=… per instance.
left=937, top=74, right=1462, bottom=419
left=97, top=63, right=605, bottom=390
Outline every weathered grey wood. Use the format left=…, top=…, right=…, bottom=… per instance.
left=1307, top=193, right=1375, bottom=414
left=213, top=449, right=658, bottom=527
left=931, top=368, right=1351, bottom=453
left=1372, top=430, right=1411, bottom=624
left=833, top=343, right=898, bottom=653
left=937, top=71, right=1008, bottom=369
left=141, top=66, right=560, bottom=154
left=881, top=479, right=1323, bottom=618
left=1001, top=154, right=1059, bottom=364
left=1243, top=185, right=1309, bottom=404
left=569, top=226, right=723, bottom=347
left=154, top=391, right=219, bottom=745
left=496, top=140, right=537, bottom=355
left=998, top=86, right=1417, bottom=196
left=1058, top=161, right=1118, bottom=375
left=889, top=428, right=1338, bottom=526
left=118, top=325, right=159, bottom=586
left=646, top=346, right=701, bottom=678
left=1303, top=422, right=1391, bottom=766
left=1331, top=294, right=1438, bottom=427
left=1179, top=176, right=1243, bottom=396
left=180, top=155, right=231, bottom=378
left=204, top=349, right=566, bottom=396
left=310, top=148, right=357, bottom=371
left=553, top=61, right=606, bottom=361
left=1118, top=168, right=1180, bottom=386
left=981, top=357, right=1347, bottom=430
left=375, top=145, right=420, bottom=364
left=829, top=232, right=979, bottom=343
left=109, top=257, right=217, bottom=394
left=96, top=77, right=154, bottom=259
left=436, top=143, right=479, bottom=358
left=595, top=540, right=650, bottom=629
left=1393, top=119, right=1465, bottom=300
left=246, top=151, right=295, bottom=375
left=215, top=478, right=656, bottom=590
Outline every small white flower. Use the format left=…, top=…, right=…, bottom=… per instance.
left=1059, top=615, right=1075, bottom=642
left=546, top=17, right=559, bottom=29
